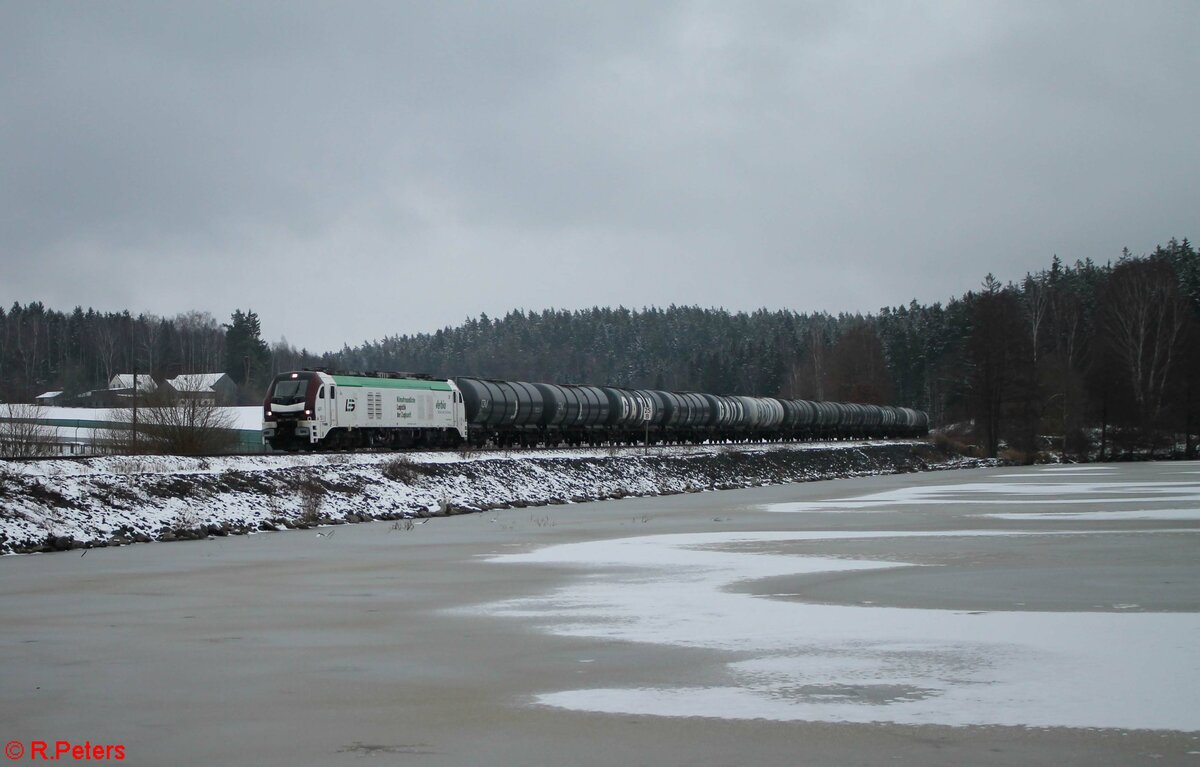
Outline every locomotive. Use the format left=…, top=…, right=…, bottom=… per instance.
left=262, top=370, right=929, bottom=452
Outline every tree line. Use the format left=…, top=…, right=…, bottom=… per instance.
left=2, top=237, right=1196, bottom=458
left=327, top=238, right=1198, bottom=459
left=0, top=306, right=282, bottom=405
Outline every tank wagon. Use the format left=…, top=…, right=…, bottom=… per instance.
left=263, top=370, right=929, bottom=452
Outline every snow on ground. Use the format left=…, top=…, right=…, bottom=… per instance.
left=5, top=440, right=900, bottom=478
left=0, top=441, right=951, bottom=554
left=470, top=470, right=1200, bottom=730
left=12, top=406, right=267, bottom=455
left=28, top=405, right=264, bottom=431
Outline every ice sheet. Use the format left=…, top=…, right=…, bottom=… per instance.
left=476, top=528, right=1200, bottom=729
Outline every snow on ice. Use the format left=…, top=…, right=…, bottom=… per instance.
left=470, top=468, right=1200, bottom=731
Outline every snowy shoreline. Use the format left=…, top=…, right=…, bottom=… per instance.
left=0, top=440, right=979, bottom=555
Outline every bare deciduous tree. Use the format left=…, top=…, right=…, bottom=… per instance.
left=137, top=313, right=163, bottom=375
left=808, top=324, right=827, bottom=401
left=1022, top=274, right=1051, bottom=366
left=0, top=403, right=53, bottom=457
left=965, top=278, right=1032, bottom=457
left=1103, top=258, right=1189, bottom=435
left=826, top=320, right=894, bottom=404
left=111, top=380, right=239, bottom=455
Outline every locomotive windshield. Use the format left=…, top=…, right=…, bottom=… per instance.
left=271, top=379, right=308, bottom=405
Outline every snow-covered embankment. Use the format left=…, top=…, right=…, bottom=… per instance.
left=0, top=441, right=975, bottom=554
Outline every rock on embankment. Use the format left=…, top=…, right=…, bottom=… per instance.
left=0, top=441, right=980, bottom=555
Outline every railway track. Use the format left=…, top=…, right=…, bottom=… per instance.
left=1, top=437, right=922, bottom=464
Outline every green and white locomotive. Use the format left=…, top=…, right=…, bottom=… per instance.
left=262, top=370, right=467, bottom=451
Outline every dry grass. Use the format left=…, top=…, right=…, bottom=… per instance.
left=296, top=478, right=325, bottom=524
left=382, top=456, right=434, bottom=484
left=999, top=447, right=1035, bottom=465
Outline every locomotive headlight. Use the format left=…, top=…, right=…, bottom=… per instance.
left=304, top=409, right=311, bottom=416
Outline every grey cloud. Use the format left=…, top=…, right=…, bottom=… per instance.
left=1, top=1, right=1197, bottom=351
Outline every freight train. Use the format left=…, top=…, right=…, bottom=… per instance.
left=262, top=370, right=929, bottom=452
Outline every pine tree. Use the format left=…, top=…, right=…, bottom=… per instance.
left=224, top=309, right=270, bottom=400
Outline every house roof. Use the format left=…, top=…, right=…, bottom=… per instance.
left=109, top=374, right=156, bottom=391
left=36, top=391, right=63, bottom=399
left=165, top=373, right=231, bottom=392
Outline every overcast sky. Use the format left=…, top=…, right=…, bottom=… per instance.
left=2, top=1, right=1197, bottom=353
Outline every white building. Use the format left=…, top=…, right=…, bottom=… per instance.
left=162, top=373, right=238, bottom=405
left=108, top=374, right=157, bottom=393
left=35, top=391, right=64, bottom=406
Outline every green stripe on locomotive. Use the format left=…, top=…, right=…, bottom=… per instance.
left=329, top=374, right=452, bottom=391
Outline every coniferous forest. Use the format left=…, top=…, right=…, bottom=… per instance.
left=2, top=238, right=1197, bottom=458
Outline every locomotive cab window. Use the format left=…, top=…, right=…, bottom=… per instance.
left=271, top=379, right=306, bottom=404
left=318, top=387, right=325, bottom=399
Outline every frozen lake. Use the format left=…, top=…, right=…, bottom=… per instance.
left=2, top=461, right=1198, bottom=765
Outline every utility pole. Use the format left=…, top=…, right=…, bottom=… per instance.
left=132, top=365, right=138, bottom=454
